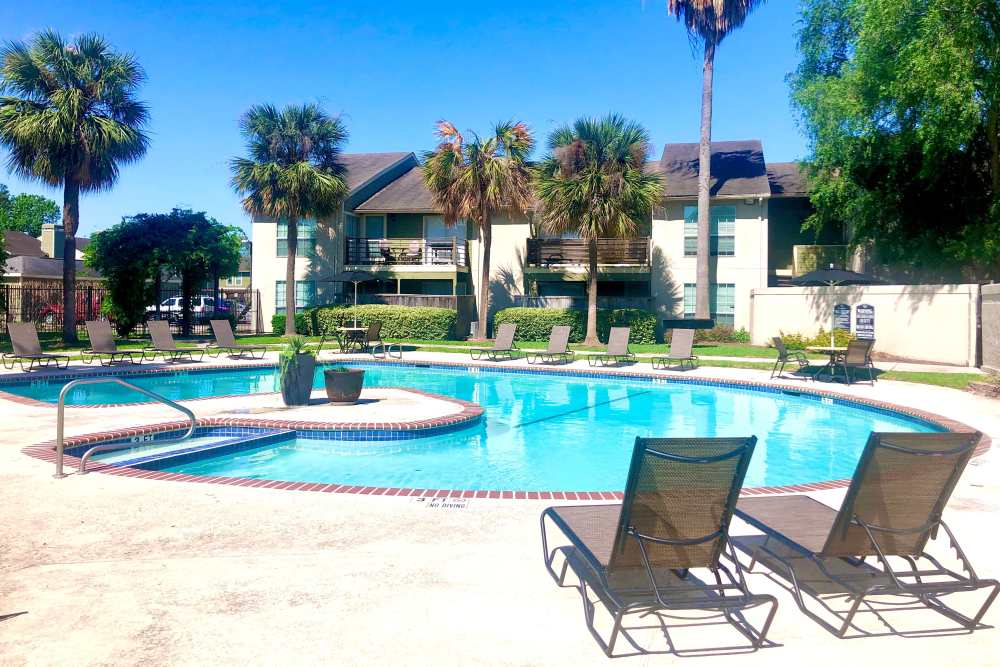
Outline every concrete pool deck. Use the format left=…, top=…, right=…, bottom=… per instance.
left=1, top=351, right=998, bottom=665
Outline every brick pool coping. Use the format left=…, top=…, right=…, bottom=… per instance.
left=13, top=356, right=992, bottom=500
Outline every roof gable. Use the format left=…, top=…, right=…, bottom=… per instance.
left=659, top=140, right=770, bottom=199
left=354, top=165, right=438, bottom=213
left=767, top=161, right=810, bottom=198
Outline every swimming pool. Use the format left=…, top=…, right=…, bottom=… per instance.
left=14, top=362, right=944, bottom=491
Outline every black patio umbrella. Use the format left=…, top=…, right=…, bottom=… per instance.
left=328, top=270, right=377, bottom=327
left=791, top=264, right=882, bottom=347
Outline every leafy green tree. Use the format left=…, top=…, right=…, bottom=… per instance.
left=0, top=31, right=149, bottom=343
left=0, top=192, right=60, bottom=237
left=423, top=121, right=534, bottom=339
left=231, top=104, right=348, bottom=335
left=792, top=0, right=1000, bottom=280
left=666, top=1, right=765, bottom=317
left=535, top=115, right=663, bottom=345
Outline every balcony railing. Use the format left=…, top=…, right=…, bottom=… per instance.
left=526, top=238, right=650, bottom=267
left=345, top=237, right=468, bottom=267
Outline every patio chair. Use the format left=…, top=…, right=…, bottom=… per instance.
left=2, top=322, right=71, bottom=371
left=586, top=327, right=635, bottom=367
left=651, top=329, right=698, bottom=371
left=541, top=436, right=777, bottom=656
left=141, top=320, right=205, bottom=363
left=207, top=319, right=267, bottom=360
left=771, top=336, right=811, bottom=380
left=470, top=323, right=517, bottom=361
left=736, top=431, right=998, bottom=638
left=527, top=325, right=574, bottom=365
left=82, top=320, right=141, bottom=366
left=833, top=339, right=876, bottom=385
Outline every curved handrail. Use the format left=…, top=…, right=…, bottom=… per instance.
left=54, top=377, right=196, bottom=478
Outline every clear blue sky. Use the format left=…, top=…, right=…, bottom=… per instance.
left=0, top=0, right=807, bottom=236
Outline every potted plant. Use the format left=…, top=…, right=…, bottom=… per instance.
left=279, top=336, right=316, bottom=406
left=324, top=365, right=365, bottom=405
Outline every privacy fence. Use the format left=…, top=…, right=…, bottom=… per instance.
left=0, top=285, right=262, bottom=337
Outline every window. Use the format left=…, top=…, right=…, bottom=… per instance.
left=683, top=283, right=735, bottom=326
left=277, top=219, right=317, bottom=257
left=683, top=205, right=736, bottom=257
left=275, top=280, right=316, bottom=314
left=423, top=215, right=466, bottom=241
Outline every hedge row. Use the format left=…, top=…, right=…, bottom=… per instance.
left=492, top=307, right=657, bottom=344
left=779, top=327, right=855, bottom=350
left=272, top=304, right=457, bottom=340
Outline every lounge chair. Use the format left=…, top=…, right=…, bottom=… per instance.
left=2, top=322, right=71, bottom=371
left=527, top=325, right=574, bottom=365
left=82, top=320, right=141, bottom=366
left=207, top=319, right=266, bottom=360
left=771, top=336, right=811, bottom=380
left=651, top=329, right=698, bottom=370
left=141, top=320, right=205, bottom=363
left=737, top=431, right=998, bottom=637
left=470, top=323, right=517, bottom=361
left=832, top=339, right=876, bottom=385
left=586, top=327, right=635, bottom=367
left=541, top=436, right=777, bottom=655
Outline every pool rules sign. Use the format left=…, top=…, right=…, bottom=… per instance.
left=855, top=304, right=875, bottom=340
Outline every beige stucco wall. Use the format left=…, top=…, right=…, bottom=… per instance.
left=981, top=283, right=1000, bottom=372
left=651, top=198, right=768, bottom=330
left=749, top=284, right=979, bottom=366
left=466, top=213, right=532, bottom=334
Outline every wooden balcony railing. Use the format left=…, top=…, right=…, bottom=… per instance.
left=345, top=237, right=468, bottom=267
left=526, top=238, right=650, bottom=267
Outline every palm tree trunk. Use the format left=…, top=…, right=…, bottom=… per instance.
left=584, top=237, right=600, bottom=346
left=181, top=273, right=193, bottom=337
left=475, top=210, right=491, bottom=341
left=61, top=176, right=80, bottom=344
left=285, top=217, right=298, bottom=336
left=988, top=102, right=999, bottom=196
left=695, top=38, right=716, bottom=321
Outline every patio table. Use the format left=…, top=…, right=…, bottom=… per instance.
left=806, top=345, right=846, bottom=381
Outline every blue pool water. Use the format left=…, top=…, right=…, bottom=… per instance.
left=8, top=363, right=942, bottom=490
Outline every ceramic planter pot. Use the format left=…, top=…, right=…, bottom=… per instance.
left=280, top=353, right=316, bottom=406
left=324, top=368, right=365, bottom=405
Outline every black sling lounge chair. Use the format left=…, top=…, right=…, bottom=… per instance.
left=142, top=320, right=205, bottom=363
left=652, top=329, right=698, bottom=370
left=207, top=319, right=267, bottom=360
left=541, top=436, right=777, bottom=656
left=2, top=322, right=71, bottom=371
left=770, top=336, right=811, bottom=380
left=585, top=327, right=635, bottom=367
left=527, top=325, right=574, bottom=364
left=737, top=431, right=998, bottom=638
left=470, top=323, right=517, bottom=361
left=83, top=320, right=141, bottom=366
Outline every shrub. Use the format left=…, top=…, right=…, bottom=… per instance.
left=778, top=327, right=855, bottom=350
left=310, top=304, right=457, bottom=340
left=492, top=307, right=658, bottom=344
left=668, top=325, right=746, bottom=344
left=271, top=312, right=309, bottom=335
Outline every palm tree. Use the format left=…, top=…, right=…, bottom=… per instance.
left=231, top=104, right=348, bottom=335
left=0, top=31, right=149, bottom=344
left=535, top=114, right=663, bottom=346
left=422, top=121, right=534, bottom=340
left=667, top=1, right=765, bottom=319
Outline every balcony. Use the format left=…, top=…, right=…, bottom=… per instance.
left=525, top=238, right=650, bottom=268
left=345, top=237, right=468, bottom=268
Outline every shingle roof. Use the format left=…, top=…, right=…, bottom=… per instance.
left=354, top=165, right=439, bottom=212
left=767, top=161, right=810, bottom=197
left=341, top=152, right=413, bottom=193
left=659, top=140, right=770, bottom=198
left=4, top=256, right=100, bottom=279
left=3, top=230, right=45, bottom=257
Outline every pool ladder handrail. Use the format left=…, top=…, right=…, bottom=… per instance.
left=54, top=377, right=197, bottom=478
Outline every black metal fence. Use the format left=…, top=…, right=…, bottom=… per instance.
left=0, top=284, right=261, bottom=337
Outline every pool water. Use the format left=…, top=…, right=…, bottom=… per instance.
left=13, top=363, right=941, bottom=491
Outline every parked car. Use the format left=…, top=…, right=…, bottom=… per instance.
left=38, top=292, right=105, bottom=325
left=146, top=296, right=231, bottom=323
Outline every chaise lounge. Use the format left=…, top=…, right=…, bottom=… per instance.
left=142, top=320, right=205, bottom=363
left=470, top=323, right=517, bottom=361
left=651, top=329, right=698, bottom=370
left=83, top=320, right=141, bottom=366
left=527, top=325, right=574, bottom=365
left=2, top=322, right=71, bottom=371
left=540, top=435, right=777, bottom=655
left=736, top=431, right=998, bottom=637
left=585, top=327, right=635, bottom=367
left=207, top=319, right=267, bottom=360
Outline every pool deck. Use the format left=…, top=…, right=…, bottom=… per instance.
left=1, top=351, right=998, bottom=665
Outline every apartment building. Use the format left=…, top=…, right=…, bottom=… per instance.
left=251, top=141, right=827, bottom=334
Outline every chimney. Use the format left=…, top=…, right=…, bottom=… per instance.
left=40, top=223, right=65, bottom=259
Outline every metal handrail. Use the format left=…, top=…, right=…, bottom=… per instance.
left=54, top=377, right=197, bottom=478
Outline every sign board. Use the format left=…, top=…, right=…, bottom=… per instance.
left=833, top=303, right=851, bottom=332
left=855, top=304, right=875, bottom=340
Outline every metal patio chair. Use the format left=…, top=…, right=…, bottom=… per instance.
left=527, top=325, right=574, bottom=365
left=771, top=336, right=811, bottom=380
left=207, top=319, right=267, bottom=360
left=652, top=329, right=698, bottom=371
left=586, top=327, right=636, bottom=367
left=2, top=322, right=71, bottom=371
left=141, top=320, right=205, bottom=363
left=470, top=323, right=517, bottom=361
left=82, top=320, right=141, bottom=366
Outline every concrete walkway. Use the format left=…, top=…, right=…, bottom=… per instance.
left=0, top=352, right=998, bottom=665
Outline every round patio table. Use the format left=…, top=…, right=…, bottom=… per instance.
left=337, top=326, right=367, bottom=353
left=806, top=345, right=846, bottom=381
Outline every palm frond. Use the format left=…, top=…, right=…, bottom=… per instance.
left=666, top=0, right=766, bottom=44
